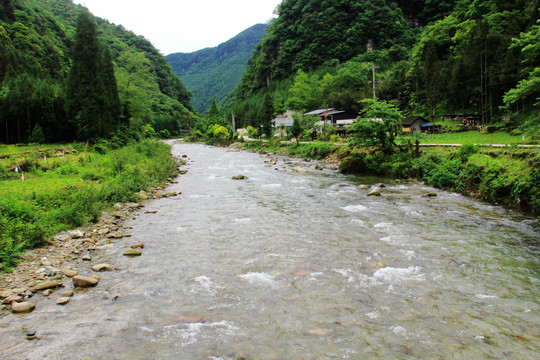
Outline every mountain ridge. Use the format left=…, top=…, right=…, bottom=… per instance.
left=167, top=23, right=267, bottom=113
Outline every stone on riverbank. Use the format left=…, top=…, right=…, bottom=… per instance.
left=124, top=248, right=142, bottom=257
left=32, top=280, right=63, bottom=292
left=62, top=268, right=78, bottom=277
left=73, top=275, right=99, bottom=288
left=367, top=189, right=381, bottom=197
left=91, top=264, right=113, bottom=272
left=68, top=230, right=85, bottom=239
left=56, top=297, right=71, bottom=305
left=11, top=302, right=36, bottom=313
left=232, top=175, right=246, bottom=180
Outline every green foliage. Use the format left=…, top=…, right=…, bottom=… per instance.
left=65, top=11, right=121, bottom=141
left=348, top=98, right=404, bottom=154
left=260, top=93, right=274, bottom=138
left=406, top=1, right=538, bottom=121
left=339, top=146, right=540, bottom=216
left=29, top=123, right=45, bottom=144
left=287, top=69, right=323, bottom=111
left=0, top=140, right=177, bottom=271
left=290, top=113, right=303, bottom=144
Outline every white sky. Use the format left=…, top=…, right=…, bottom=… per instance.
left=74, top=0, right=282, bottom=55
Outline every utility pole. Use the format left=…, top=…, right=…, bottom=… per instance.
left=231, top=112, right=235, bottom=132
left=372, top=63, right=377, bottom=99
left=368, top=63, right=379, bottom=99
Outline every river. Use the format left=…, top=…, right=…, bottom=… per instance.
left=1, top=142, right=539, bottom=359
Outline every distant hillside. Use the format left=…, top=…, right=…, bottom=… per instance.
left=0, top=0, right=194, bottom=143
left=167, top=23, right=267, bottom=113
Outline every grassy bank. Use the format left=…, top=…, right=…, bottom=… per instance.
left=0, top=140, right=178, bottom=271
left=241, top=139, right=540, bottom=217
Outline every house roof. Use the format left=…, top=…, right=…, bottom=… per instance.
left=402, top=116, right=427, bottom=126
left=305, top=108, right=335, bottom=116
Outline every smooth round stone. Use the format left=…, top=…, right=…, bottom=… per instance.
left=123, top=249, right=142, bottom=257
left=11, top=302, right=36, bottom=313
left=72, top=276, right=99, bottom=288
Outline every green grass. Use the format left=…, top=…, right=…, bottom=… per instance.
left=400, top=131, right=526, bottom=145
left=0, top=140, right=178, bottom=272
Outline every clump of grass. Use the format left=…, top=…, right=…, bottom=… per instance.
left=0, top=140, right=177, bottom=272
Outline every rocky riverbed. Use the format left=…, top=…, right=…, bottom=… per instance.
left=0, top=185, right=181, bottom=317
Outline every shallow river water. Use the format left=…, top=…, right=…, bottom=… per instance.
left=1, top=142, right=539, bottom=359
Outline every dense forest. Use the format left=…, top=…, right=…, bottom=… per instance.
left=0, top=0, right=195, bottom=144
left=167, top=24, right=268, bottom=114
left=230, top=0, right=539, bottom=134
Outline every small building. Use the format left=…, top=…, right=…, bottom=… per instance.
left=272, top=110, right=296, bottom=135
left=402, top=116, right=438, bottom=133
left=307, top=108, right=357, bottom=137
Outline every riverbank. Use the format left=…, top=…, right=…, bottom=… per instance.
left=235, top=139, right=540, bottom=217
left=0, top=140, right=179, bottom=273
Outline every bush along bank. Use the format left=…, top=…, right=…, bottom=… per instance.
left=0, top=140, right=179, bottom=271
left=340, top=145, right=540, bottom=217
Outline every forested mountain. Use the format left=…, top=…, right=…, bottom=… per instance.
left=232, top=0, right=538, bottom=134
left=167, top=23, right=268, bottom=113
left=0, top=0, right=194, bottom=144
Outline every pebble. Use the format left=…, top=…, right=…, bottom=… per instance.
left=62, top=268, right=78, bottom=277
left=175, top=315, right=204, bottom=323
left=11, top=302, right=36, bottom=313
left=68, top=230, right=85, bottom=239
left=56, top=297, right=71, bottom=305
left=2, top=295, right=22, bottom=304
left=367, top=189, right=381, bottom=196
left=232, top=175, right=246, bottom=180
left=123, top=249, right=142, bottom=257
left=55, top=233, right=72, bottom=242
left=82, top=255, right=92, bottom=261
left=40, top=257, right=52, bottom=267
left=0, top=290, right=12, bottom=298
left=131, top=243, right=144, bottom=249
left=145, top=210, right=158, bottom=214
left=26, top=329, right=36, bottom=340
left=33, top=280, right=63, bottom=292
left=61, top=291, right=74, bottom=297
left=91, top=264, right=113, bottom=272
left=72, top=275, right=99, bottom=288
left=42, top=290, right=51, bottom=297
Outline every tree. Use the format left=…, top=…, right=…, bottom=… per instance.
left=66, top=11, right=120, bottom=142
left=205, top=97, right=224, bottom=128
left=348, top=98, right=403, bottom=154
left=290, top=113, right=303, bottom=144
left=259, top=92, right=274, bottom=138
left=100, top=46, right=122, bottom=129
left=287, top=69, right=323, bottom=111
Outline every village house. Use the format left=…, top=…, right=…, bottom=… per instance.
left=272, top=110, right=296, bottom=135
left=306, top=108, right=357, bottom=136
left=402, top=116, right=440, bottom=133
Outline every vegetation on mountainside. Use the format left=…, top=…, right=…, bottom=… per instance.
left=0, top=140, right=178, bottom=271
left=0, top=0, right=195, bottom=145
left=229, top=0, right=538, bottom=136
left=167, top=24, right=268, bottom=113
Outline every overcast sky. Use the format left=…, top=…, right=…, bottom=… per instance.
left=74, top=0, right=282, bottom=55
